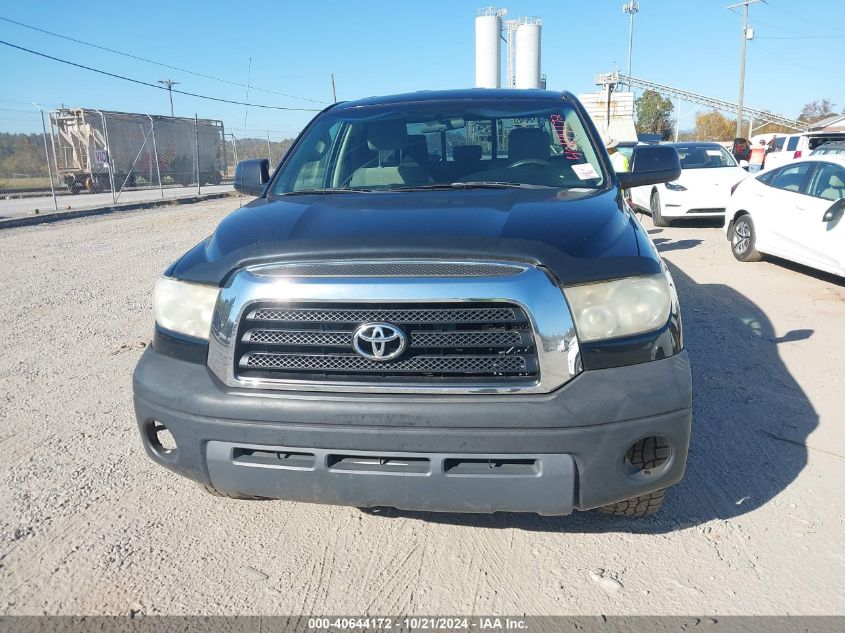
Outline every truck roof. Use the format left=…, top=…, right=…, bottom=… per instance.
left=332, top=88, right=572, bottom=110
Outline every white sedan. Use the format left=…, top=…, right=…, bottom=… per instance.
left=630, top=142, right=748, bottom=227
left=725, top=156, right=845, bottom=277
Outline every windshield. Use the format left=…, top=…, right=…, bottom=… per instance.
left=812, top=145, right=845, bottom=155
left=675, top=145, right=737, bottom=169
left=270, top=100, right=606, bottom=194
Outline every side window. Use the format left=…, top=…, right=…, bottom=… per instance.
left=289, top=121, right=343, bottom=191
left=758, top=169, right=779, bottom=186
left=786, top=136, right=800, bottom=151
left=773, top=137, right=785, bottom=151
left=808, top=163, right=845, bottom=201
left=770, top=163, right=813, bottom=193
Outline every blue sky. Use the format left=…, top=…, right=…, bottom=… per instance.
left=1, top=0, right=843, bottom=136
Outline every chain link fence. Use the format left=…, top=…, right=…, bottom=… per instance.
left=225, top=129, right=296, bottom=178
left=48, top=109, right=226, bottom=200
left=0, top=107, right=299, bottom=211
left=0, top=107, right=57, bottom=204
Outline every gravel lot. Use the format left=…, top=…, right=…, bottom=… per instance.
left=0, top=199, right=842, bottom=615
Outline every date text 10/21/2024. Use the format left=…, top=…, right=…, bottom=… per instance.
left=307, top=618, right=528, bottom=630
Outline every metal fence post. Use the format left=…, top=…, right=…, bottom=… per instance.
left=220, top=122, right=227, bottom=181
left=194, top=113, right=201, bottom=195
left=94, top=109, right=117, bottom=203
left=37, top=107, right=58, bottom=211
left=147, top=115, right=164, bottom=199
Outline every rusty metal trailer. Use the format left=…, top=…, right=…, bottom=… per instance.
left=49, top=109, right=226, bottom=193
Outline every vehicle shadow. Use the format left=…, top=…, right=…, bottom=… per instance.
left=761, top=254, right=845, bottom=287
left=363, top=262, right=818, bottom=533
left=652, top=238, right=702, bottom=252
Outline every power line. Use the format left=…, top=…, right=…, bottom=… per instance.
left=756, top=34, right=845, bottom=40
left=0, top=39, right=324, bottom=112
left=752, top=40, right=845, bottom=76
left=764, top=0, right=845, bottom=31
left=0, top=15, right=327, bottom=105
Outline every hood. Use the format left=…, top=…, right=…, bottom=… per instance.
left=170, top=188, right=662, bottom=286
left=677, top=166, right=749, bottom=190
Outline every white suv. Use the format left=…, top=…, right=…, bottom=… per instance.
left=766, top=132, right=845, bottom=170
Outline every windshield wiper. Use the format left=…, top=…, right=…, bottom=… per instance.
left=392, top=181, right=553, bottom=191
left=277, top=187, right=374, bottom=196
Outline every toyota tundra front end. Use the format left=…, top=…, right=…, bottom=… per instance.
left=133, top=89, right=691, bottom=517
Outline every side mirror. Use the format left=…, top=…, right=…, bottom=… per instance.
left=234, top=159, right=270, bottom=196
left=739, top=159, right=750, bottom=171
left=617, top=145, right=682, bottom=189
left=822, top=198, right=845, bottom=223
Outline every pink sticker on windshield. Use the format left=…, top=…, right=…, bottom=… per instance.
left=550, top=114, right=581, bottom=160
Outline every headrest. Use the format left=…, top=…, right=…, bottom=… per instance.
left=453, top=145, right=482, bottom=162
left=687, top=149, right=708, bottom=165
left=827, top=174, right=844, bottom=188
left=367, top=121, right=408, bottom=151
left=508, top=128, right=550, bottom=161
left=403, top=134, right=428, bottom=164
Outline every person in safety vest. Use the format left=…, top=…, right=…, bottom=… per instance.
left=749, top=139, right=767, bottom=173
left=606, top=138, right=629, bottom=173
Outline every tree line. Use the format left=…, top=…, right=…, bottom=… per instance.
left=0, top=132, right=53, bottom=179
left=634, top=91, right=842, bottom=141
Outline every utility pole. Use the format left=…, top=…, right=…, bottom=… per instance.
left=331, top=74, right=337, bottom=103
left=622, top=1, right=639, bottom=88
left=157, top=79, right=179, bottom=117
left=243, top=57, right=252, bottom=136
left=728, top=0, right=763, bottom=138
left=675, top=98, right=680, bottom=143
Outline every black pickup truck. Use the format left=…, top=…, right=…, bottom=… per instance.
left=133, top=89, right=691, bottom=517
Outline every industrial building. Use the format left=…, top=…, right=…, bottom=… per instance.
left=474, top=7, right=637, bottom=143
left=474, top=7, right=544, bottom=90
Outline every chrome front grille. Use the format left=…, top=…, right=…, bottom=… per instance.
left=249, top=306, right=518, bottom=324
left=244, top=329, right=527, bottom=348
left=235, top=302, right=537, bottom=383
left=206, top=260, right=580, bottom=394
left=244, top=353, right=530, bottom=374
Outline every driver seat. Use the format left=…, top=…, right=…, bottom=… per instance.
left=508, top=128, right=551, bottom=162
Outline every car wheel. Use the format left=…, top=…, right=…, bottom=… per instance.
left=651, top=190, right=669, bottom=227
left=731, top=213, right=762, bottom=262
left=597, top=436, right=670, bottom=517
left=597, top=488, right=666, bottom=518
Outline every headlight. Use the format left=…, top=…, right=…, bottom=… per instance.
left=152, top=276, right=220, bottom=340
left=665, top=181, right=687, bottom=191
left=564, top=274, right=672, bottom=343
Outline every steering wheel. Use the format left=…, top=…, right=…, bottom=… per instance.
left=507, top=158, right=553, bottom=168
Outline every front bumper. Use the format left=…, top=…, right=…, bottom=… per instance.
left=133, top=348, right=692, bottom=515
left=661, top=189, right=726, bottom=218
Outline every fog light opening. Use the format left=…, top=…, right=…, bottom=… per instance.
left=147, top=420, right=178, bottom=460
left=624, top=436, right=670, bottom=479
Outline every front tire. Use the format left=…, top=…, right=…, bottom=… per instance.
left=651, top=190, right=669, bottom=227
left=597, top=488, right=666, bottom=517
left=597, top=436, right=670, bottom=517
left=731, top=213, right=762, bottom=262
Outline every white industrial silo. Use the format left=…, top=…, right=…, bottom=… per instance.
left=475, top=7, right=505, bottom=88
left=514, top=17, right=542, bottom=89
